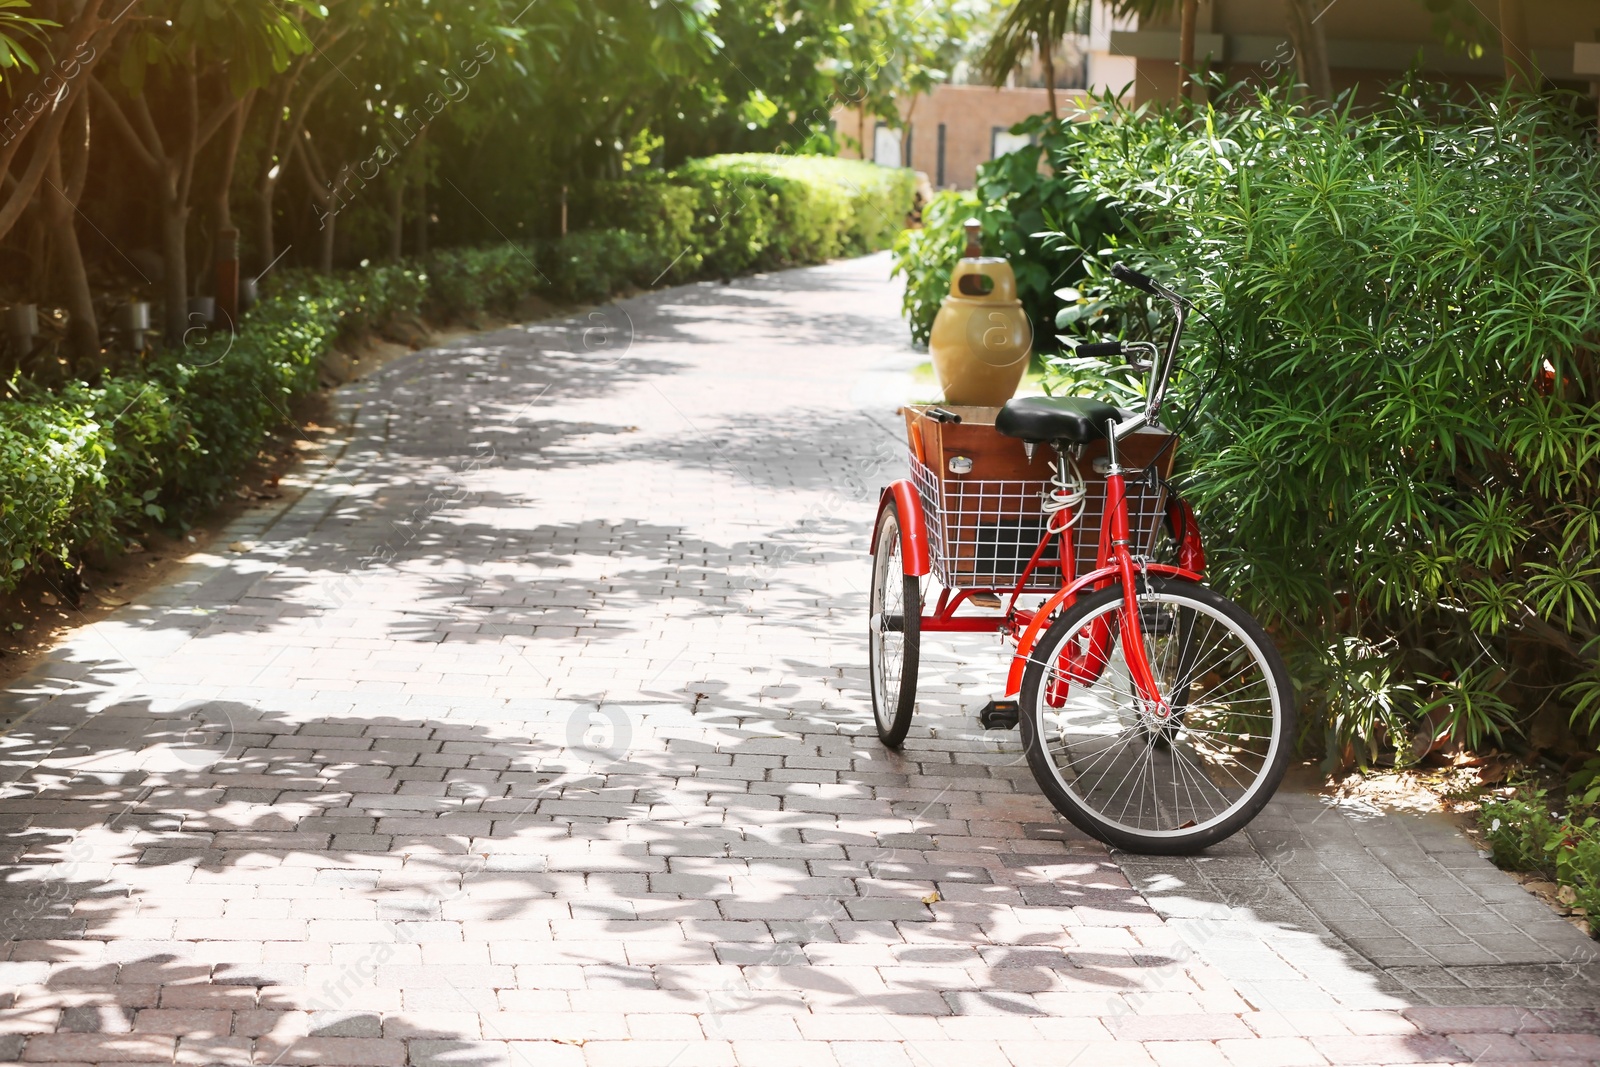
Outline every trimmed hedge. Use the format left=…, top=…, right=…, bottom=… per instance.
left=581, top=154, right=918, bottom=281
left=0, top=154, right=914, bottom=590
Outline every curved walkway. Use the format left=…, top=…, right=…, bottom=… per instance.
left=0, top=253, right=1596, bottom=1066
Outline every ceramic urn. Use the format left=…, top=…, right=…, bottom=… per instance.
left=928, top=219, right=1033, bottom=406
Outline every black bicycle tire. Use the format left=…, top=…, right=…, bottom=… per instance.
left=870, top=499, right=920, bottom=749
left=1018, top=577, right=1295, bottom=854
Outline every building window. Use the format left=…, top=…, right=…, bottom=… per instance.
left=991, top=126, right=1035, bottom=159
left=936, top=123, right=946, bottom=187
left=873, top=122, right=903, bottom=166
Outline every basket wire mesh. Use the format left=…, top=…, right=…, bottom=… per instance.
left=910, top=453, right=1168, bottom=591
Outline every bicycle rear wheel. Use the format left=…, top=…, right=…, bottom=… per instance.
left=869, top=498, right=920, bottom=748
left=1019, top=577, right=1294, bottom=854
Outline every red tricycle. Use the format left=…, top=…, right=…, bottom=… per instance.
left=869, top=264, right=1296, bottom=854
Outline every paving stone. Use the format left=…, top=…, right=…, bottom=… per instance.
left=1307, top=1033, right=1459, bottom=1063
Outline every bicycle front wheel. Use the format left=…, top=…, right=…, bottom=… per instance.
left=1018, top=577, right=1295, bottom=854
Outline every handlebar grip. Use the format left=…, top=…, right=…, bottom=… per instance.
left=1112, top=262, right=1158, bottom=295
left=1075, top=341, right=1124, bottom=358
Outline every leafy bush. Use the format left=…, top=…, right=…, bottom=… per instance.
left=1482, top=789, right=1561, bottom=871
left=581, top=155, right=914, bottom=283
left=0, top=153, right=909, bottom=591
left=1481, top=781, right=1600, bottom=923
left=1026, top=82, right=1600, bottom=760
left=892, top=189, right=979, bottom=347
left=677, top=153, right=917, bottom=274
left=539, top=229, right=655, bottom=303
left=425, top=245, right=543, bottom=320
left=576, top=179, right=705, bottom=285
left=891, top=115, right=1121, bottom=348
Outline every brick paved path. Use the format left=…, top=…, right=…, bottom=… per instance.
left=2, top=253, right=1598, bottom=1066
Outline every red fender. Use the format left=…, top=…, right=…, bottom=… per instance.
left=1165, top=497, right=1207, bottom=576
left=1003, top=563, right=1205, bottom=697
left=871, top=481, right=930, bottom=576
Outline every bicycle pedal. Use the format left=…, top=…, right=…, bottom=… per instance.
left=969, top=592, right=1002, bottom=609
left=979, top=699, right=1019, bottom=730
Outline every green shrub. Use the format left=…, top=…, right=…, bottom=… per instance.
left=1029, top=81, right=1600, bottom=759
left=1482, top=789, right=1560, bottom=871
left=0, top=265, right=419, bottom=586
left=0, top=389, right=114, bottom=575
left=541, top=229, right=655, bottom=302
left=579, top=179, right=704, bottom=284
left=425, top=245, right=540, bottom=319
left=891, top=116, right=1121, bottom=348
left=1481, top=780, right=1600, bottom=923
left=677, top=153, right=916, bottom=274
left=892, top=189, right=980, bottom=347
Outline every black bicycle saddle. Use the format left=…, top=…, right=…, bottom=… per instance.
left=995, top=396, right=1121, bottom=444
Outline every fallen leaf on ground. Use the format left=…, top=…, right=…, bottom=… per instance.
left=1558, top=885, right=1578, bottom=905
left=921, top=891, right=941, bottom=905
left=96, top=595, right=129, bottom=607
left=39, top=592, right=58, bottom=606
left=228, top=542, right=253, bottom=553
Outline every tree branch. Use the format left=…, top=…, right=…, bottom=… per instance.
left=196, top=85, right=242, bottom=150
left=175, top=56, right=200, bottom=204
left=88, top=76, right=160, bottom=173
left=63, top=92, right=90, bottom=204
left=126, top=86, right=168, bottom=167
left=296, top=129, right=333, bottom=206
left=0, top=89, right=80, bottom=240
left=0, top=0, right=113, bottom=180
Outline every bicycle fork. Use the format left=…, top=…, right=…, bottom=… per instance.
left=1105, top=432, right=1170, bottom=718
left=1041, top=431, right=1170, bottom=717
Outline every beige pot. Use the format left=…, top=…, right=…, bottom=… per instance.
left=928, top=227, right=1032, bottom=406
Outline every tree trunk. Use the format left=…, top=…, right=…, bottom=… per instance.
left=253, top=42, right=349, bottom=274
left=293, top=132, right=342, bottom=272
left=900, top=97, right=918, bottom=166
left=258, top=168, right=278, bottom=273
left=160, top=191, right=191, bottom=349
left=1498, top=0, right=1533, bottom=89
left=213, top=95, right=250, bottom=327
left=320, top=203, right=336, bottom=272
left=213, top=94, right=249, bottom=244
left=1179, top=0, right=1198, bottom=101
left=388, top=173, right=404, bottom=261
left=43, top=145, right=98, bottom=370
left=90, top=51, right=238, bottom=349
left=413, top=138, right=429, bottom=256
left=1283, top=0, right=1333, bottom=102
left=1041, top=37, right=1057, bottom=118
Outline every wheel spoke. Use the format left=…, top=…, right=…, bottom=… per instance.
left=1022, top=582, right=1290, bottom=843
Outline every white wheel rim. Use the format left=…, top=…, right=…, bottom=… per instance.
left=1030, top=589, right=1285, bottom=838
